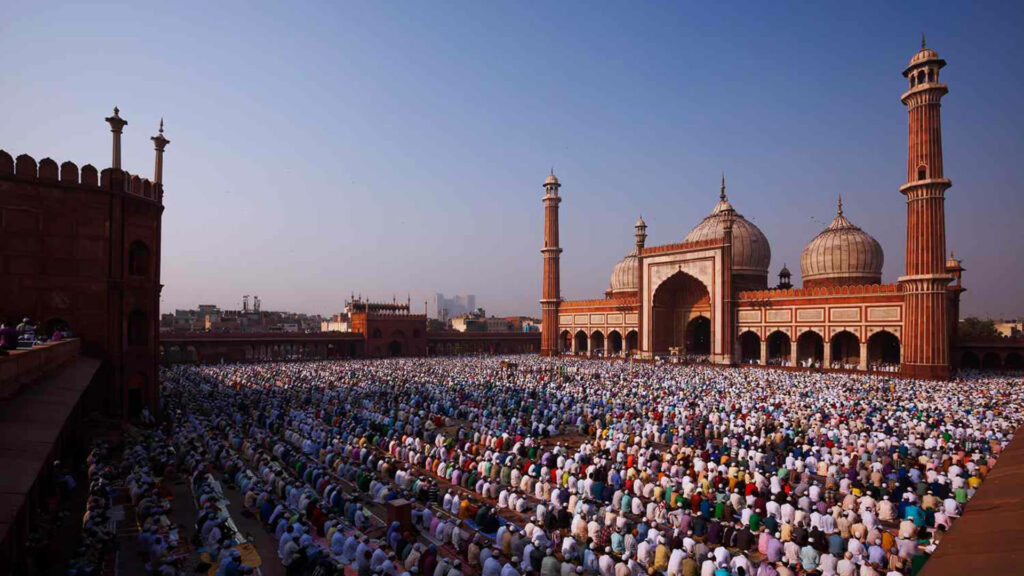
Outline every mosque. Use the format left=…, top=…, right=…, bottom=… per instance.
left=539, top=41, right=965, bottom=380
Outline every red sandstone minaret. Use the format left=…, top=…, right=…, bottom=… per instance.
left=899, top=37, right=953, bottom=380
left=540, top=171, right=562, bottom=356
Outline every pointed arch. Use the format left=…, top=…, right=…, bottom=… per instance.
left=607, top=330, right=623, bottom=355
left=766, top=330, right=791, bottom=365
left=590, top=330, right=605, bottom=356
left=738, top=330, right=761, bottom=364
left=574, top=330, right=588, bottom=354
left=625, top=330, right=639, bottom=355
left=867, top=330, right=900, bottom=368
left=829, top=330, right=860, bottom=367
left=796, top=330, right=824, bottom=367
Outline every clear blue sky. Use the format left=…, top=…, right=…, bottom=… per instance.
left=3, top=1, right=1022, bottom=319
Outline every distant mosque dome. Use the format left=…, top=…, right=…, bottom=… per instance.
left=544, top=172, right=559, bottom=186
left=683, top=178, right=771, bottom=284
left=609, top=249, right=639, bottom=295
left=801, top=197, right=884, bottom=288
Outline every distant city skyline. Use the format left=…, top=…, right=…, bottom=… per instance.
left=2, top=2, right=1022, bottom=319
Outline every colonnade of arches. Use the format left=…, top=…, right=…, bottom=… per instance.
left=960, top=350, right=1024, bottom=372
left=160, top=341, right=361, bottom=364
left=427, top=340, right=538, bottom=355
left=737, top=329, right=902, bottom=372
left=560, top=328, right=639, bottom=357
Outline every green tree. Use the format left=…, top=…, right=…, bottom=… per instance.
left=958, top=317, right=1001, bottom=340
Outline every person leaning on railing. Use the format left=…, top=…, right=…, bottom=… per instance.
left=0, top=320, right=19, bottom=352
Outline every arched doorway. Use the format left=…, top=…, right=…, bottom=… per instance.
left=560, top=330, right=571, bottom=353
left=387, top=340, right=403, bottom=356
left=796, top=331, right=824, bottom=367
left=590, top=331, right=605, bottom=356
left=766, top=331, right=791, bottom=365
left=127, top=372, right=147, bottom=417
left=830, top=331, right=860, bottom=368
left=1006, top=353, right=1023, bottom=371
left=867, top=331, right=900, bottom=369
left=128, top=241, right=151, bottom=277
left=961, top=351, right=980, bottom=370
left=982, top=353, right=1002, bottom=371
left=625, top=330, right=638, bottom=355
left=574, top=330, right=588, bottom=355
left=651, top=271, right=711, bottom=354
left=739, top=331, right=761, bottom=364
left=388, top=330, right=407, bottom=357
left=608, top=331, right=623, bottom=355
left=685, top=316, right=711, bottom=356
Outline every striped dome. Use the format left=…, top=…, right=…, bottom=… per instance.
left=684, top=192, right=771, bottom=277
left=609, top=248, right=639, bottom=294
left=801, top=198, right=883, bottom=286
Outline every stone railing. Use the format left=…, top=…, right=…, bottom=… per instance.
left=0, top=338, right=81, bottom=400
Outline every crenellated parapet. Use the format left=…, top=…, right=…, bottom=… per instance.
left=560, top=297, right=639, bottom=310
left=738, top=282, right=901, bottom=301
left=640, top=237, right=724, bottom=256
left=0, top=150, right=163, bottom=204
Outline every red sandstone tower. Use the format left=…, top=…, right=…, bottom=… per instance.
left=540, top=171, right=562, bottom=356
left=900, top=39, right=953, bottom=380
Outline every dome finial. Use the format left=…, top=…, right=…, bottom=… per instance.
left=720, top=172, right=727, bottom=201
left=837, top=194, right=843, bottom=216
left=921, top=34, right=926, bottom=50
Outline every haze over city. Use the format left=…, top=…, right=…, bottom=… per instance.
left=2, top=1, right=1022, bottom=318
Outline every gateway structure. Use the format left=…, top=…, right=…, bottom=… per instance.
left=539, top=42, right=964, bottom=380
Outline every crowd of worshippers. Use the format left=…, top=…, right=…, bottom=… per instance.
left=61, top=443, right=118, bottom=576
left=157, top=356, right=1024, bottom=576
left=127, top=426, right=187, bottom=576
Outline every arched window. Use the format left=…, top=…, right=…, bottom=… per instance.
left=917, top=70, right=925, bottom=85
left=927, top=69, right=934, bottom=82
left=128, top=309, right=149, bottom=346
left=128, top=241, right=150, bottom=277
left=917, top=165, right=927, bottom=181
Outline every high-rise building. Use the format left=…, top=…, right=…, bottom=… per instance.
left=434, top=293, right=477, bottom=321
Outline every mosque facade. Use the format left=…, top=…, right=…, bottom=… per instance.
left=540, top=43, right=964, bottom=380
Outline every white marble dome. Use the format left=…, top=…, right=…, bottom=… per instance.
left=683, top=192, right=771, bottom=277
left=609, top=249, right=639, bottom=294
left=801, top=198, right=884, bottom=286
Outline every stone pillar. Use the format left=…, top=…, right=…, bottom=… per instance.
left=571, top=334, right=578, bottom=354
left=105, top=107, right=127, bottom=170
left=859, top=340, right=869, bottom=371
left=760, top=339, right=767, bottom=366
left=790, top=337, right=798, bottom=367
left=823, top=337, right=832, bottom=369
left=587, top=334, right=593, bottom=357
left=151, top=119, right=170, bottom=184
